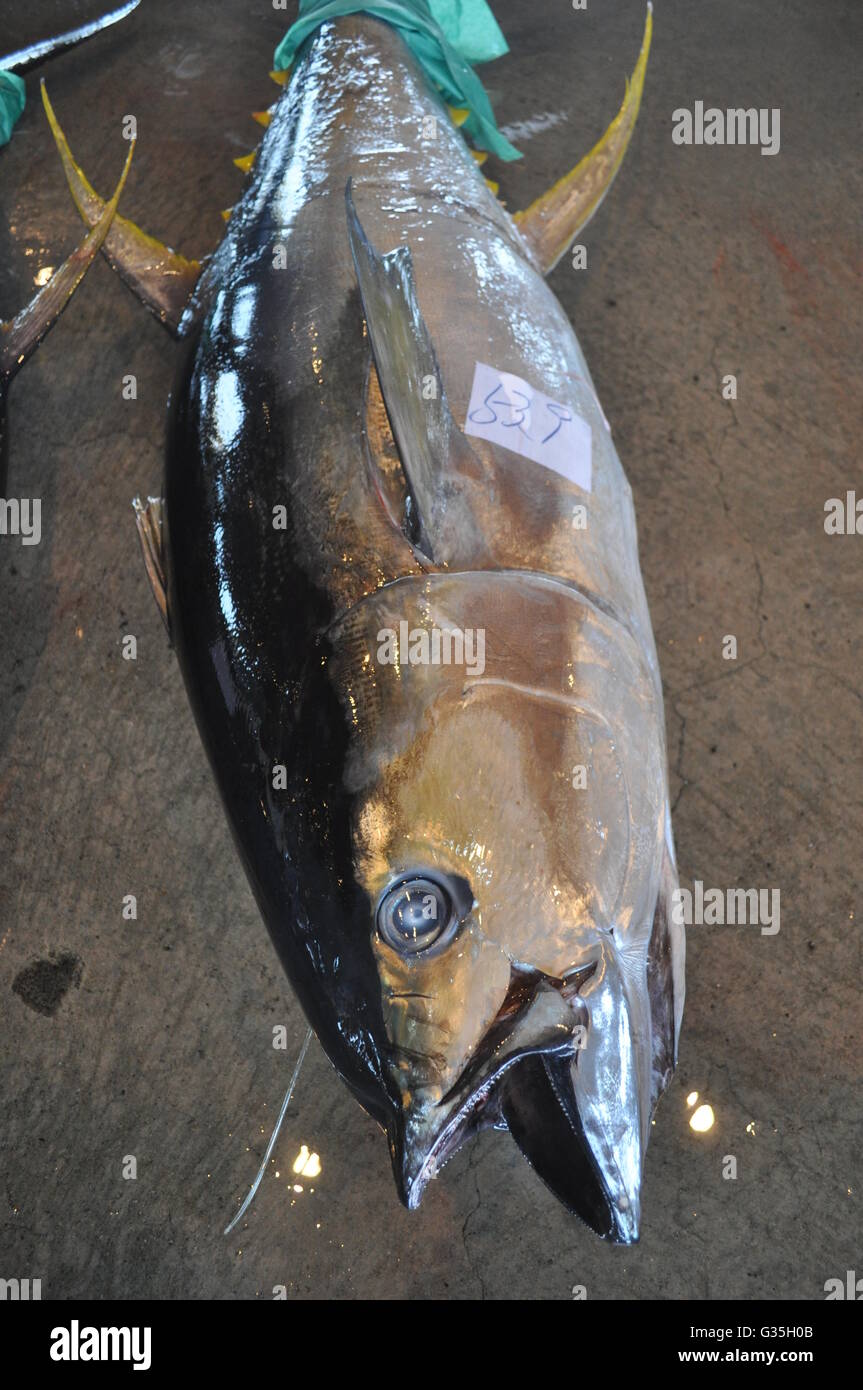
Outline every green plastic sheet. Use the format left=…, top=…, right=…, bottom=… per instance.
left=0, top=71, right=26, bottom=147
left=273, top=0, right=521, bottom=161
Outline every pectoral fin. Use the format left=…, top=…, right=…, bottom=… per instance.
left=345, top=180, right=491, bottom=569
left=514, top=4, right=652, bottom=273
left=132, top=495, right=170, bottom=635
left=40, top=82, right=201, bottom=333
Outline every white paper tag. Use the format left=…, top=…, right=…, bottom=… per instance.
left=463, top=362, right=592, bottom=493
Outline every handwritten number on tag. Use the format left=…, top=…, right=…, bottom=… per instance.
left=540, top=401, right=572, bottom=444
left=464, top=362, right=592, bottom=493
left=469, top=383, right=573, bottom=446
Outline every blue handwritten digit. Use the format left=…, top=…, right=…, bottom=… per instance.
left=495, top=387, right=532, bottom=436
left=468, top=385, right=501, bottom=426
left=476, top=385, right=531, bottom=440
left=541, top=401, right=571, bottom=445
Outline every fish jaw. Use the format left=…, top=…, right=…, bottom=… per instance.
left=497, top=930, right=672, bottom=1243
left=388, top=941, right=650, bottom=1243
left=388, top=968, right=591, bottom=1210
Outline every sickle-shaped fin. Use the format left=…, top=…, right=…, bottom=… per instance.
left=0, top=0, right=140, bottom=72
left=514, top=4, right=652, bottom=274
left=1, top=138, right=134, bottom=382
left=345, top=179, right=492, bottom=570
left=132, top=496, right=170, bottom=635
left=40, top=83, right=201, bottom=333
left=1, top=139, right=133, bottom=491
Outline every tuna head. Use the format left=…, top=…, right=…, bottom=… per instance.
left=317, top=566, right=682, bottom=1241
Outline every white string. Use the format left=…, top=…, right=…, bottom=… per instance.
left=223, top=1026, right=313, bottom=1237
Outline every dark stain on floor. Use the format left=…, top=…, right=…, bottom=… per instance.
left=12, top=953, right=83, bottom=1016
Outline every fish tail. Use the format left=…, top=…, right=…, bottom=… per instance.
left=272, top=0, right=521, bottom=163
left=40, top=83, right=200, bottom=333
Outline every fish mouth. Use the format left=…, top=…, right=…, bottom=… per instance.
left=389, top=955, right=644, bottom=1243
left=391, top=963, right=590, bottom=1209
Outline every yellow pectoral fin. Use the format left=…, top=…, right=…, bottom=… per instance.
left=515, top=3, right=653, bottom=274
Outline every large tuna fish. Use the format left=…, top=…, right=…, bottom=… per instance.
left=40, top=0, right=683, bottom=1241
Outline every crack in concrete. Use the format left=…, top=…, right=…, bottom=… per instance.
left=460, top=1144, right=487, bottom=1300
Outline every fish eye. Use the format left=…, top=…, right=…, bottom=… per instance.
left=376, top=876, right=458, bottom=955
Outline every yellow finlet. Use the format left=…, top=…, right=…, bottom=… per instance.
left=233, top=151, right=257, bottom=174
left=221, top=207, right=234, bottom=222
left=252, top=110, right=273, bottom=128
left=471, top=149, right=489, bottom=167
left=448, top=106, right=470, bottom=127
left=269, top=68, right=290, bottom=86
left=514, top=3, right=653, bottom=274
left=484, top=177, right=500, bottom=196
